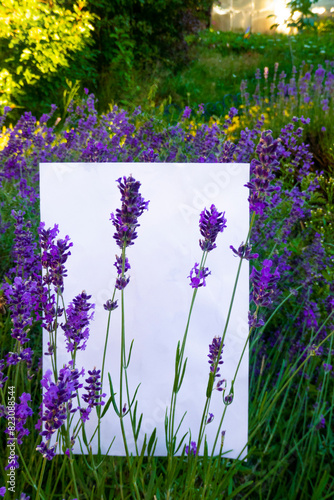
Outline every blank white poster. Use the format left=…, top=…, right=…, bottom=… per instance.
left=40, top=162, right=249, bottom=459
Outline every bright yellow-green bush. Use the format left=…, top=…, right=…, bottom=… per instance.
left=0, top=0, right=95, bottom=109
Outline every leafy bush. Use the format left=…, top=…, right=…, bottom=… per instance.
left=286, top=0, right=320, bottom=30
left=0, top=1, right=214, bottom=116
left=84, top=0, right=213, bottom=107
left=0, top=0, right=96, bottom=115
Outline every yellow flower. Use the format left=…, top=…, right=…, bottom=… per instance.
left=0, top=126, right=10, bottom=151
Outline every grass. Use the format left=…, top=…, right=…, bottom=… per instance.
left=91, top=29, right=334, bottom=115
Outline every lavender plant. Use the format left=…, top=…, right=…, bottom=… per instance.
left=105, top=174, right=150, bottom=468
left=165, top=203, right=227, bottom=482
left=0, top=87, right=333, bottom=498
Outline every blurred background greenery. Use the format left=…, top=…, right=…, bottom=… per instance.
left=1, top=0, right=333, bottom=120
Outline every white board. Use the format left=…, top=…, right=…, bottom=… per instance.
left=40, top=162, right=249, bottom=459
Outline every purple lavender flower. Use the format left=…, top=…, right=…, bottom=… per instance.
left=208, top=336, right=224, bottom=378
left=323, top=363, right=332, bottom=373
left=6, top=352, right=20, bottom=365
left=230, top=243, right=259, bottom=260
left=0, top=487, right=5, bottom=497
left=197, top=103, right=205, bottom=115
left=44, top=342, right=55, bottom=356
left=0, top=360, right=8, bottom=388
left=182, top=106, right=192, bottom=120
left=115, top=276, right=130, bottom=290
left=17, top=493, right=31, bottom=500
left=302, top=301, right=319, bottom=330
left=221, top=430, right=226, bottom=444
left=218, top=140, right=237, bottom=162
left=64, top=435, right=76, bottom=457
left=199, top=205, right=227, bottom=252
left=36, top=362, right=84, bottom=447
left=61, top=292, right=94, bottom=353
left=38, top=223, right=73, bottom=291
left=80, top=368, right=106, bottom=422
left=321, top=98, right=329, bottom=112
left=215, top=379, right=226, bottom=392
left=245, top=131, right=281, bottom=215
left=315, top=415, right=325, bottom=430
left=4, top=455, right=19, bottom=470
left=223, top=107, right=238, bottom=130
left=250, top=259, right=280, bottom=308
left=248, top=311, right=265, bottom=329
left=224, top=394, right=233, bottom=405
left=114, top=255, right=131, bottom=275
left=103, top=299, right=118, bottom=311
left=6, top=347, right=33, bottom=374
left=140, top=148, right=159, bottom=162
left=79, top=406, right=92, bottom=423
left=300, top=115, right=310, bottom=125
left=315, top=65, right=325, bottom=84
left=3, top=277, right=38, bottom=344
left=39, top=288, right=63, bottom=335
left=188, top=263, right=211, bottom=288
left=207, top=413, right=214, bottom=424
left=185, top=441, right=197, bottom=456
left=39, top=104, right=57, bottom=125
left=36, top=441, right=57, bottom=461
left=5, top=393, right=33, bottom=446
left=110, top=175, right=149, bottom=249
left=8, top=210, right=41, bottom=279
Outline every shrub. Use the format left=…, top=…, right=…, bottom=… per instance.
left=0, top=0, right=96, bottom=115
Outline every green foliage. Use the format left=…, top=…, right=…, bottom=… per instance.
left=83, top=0, right=213, bottom=106
left=0, top=0, right=214, bottom=116
left=139, top=29, right=334, bottom=118
left=0, top=0, right=95, bottom=110
left=315, top=16, right=334, bottom=33
left=288, top=0, right=319, bottom=17
left=287, top=0, right=320, bottom=30
left=194, top=29, right=334, bottom=66
left=86, top=0, right=212, bottom=64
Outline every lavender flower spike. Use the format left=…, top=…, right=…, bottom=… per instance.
left=199, top=205, right=227, bottom=252
left=114, top=255, right=131, bottom=290
left=244, top=131, right=281, bottom=215
left=103, top=299, right=118, bottom=311
left=38, top=222, right=73, bottom=291
left=250, top=259, right=280, bottom=308
left=0, top=360, right=8, bottom=388
left=230, top=242, right=259, bottom=260
left=61, top=291, right=94, bottom=353
left=4, top=393, right=33, bottom=446
left=188, top=263, right=211, bottom=288
left=208, top=336, right=224, bottom=378
left=207, top=413, right=214, bottom=424
left=80, top=368, right=106, bottom=423
left=185, top=441, right=197, bottom=456
left=36, top=362, right=84, bottom=447
left=110, top=175, right=149, bottom=249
